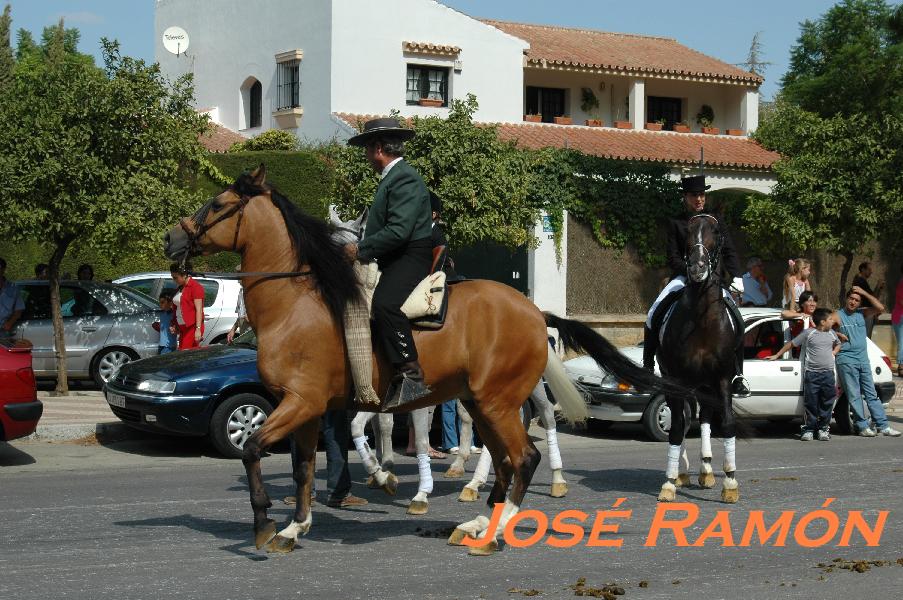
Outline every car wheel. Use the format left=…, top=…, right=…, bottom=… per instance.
left=641, top=395, right=672, bottom=442
left=833, top=394, right=855, bottom=435
left=91, top=348, right=137, bottom=387
left=210, top=393, right=273, bottom=459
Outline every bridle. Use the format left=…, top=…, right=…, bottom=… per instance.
left=685, top=213, right=723, bottom=283
left=178, top=192, right=312, bottom=280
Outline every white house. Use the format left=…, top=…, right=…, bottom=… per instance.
left=155, top=0, right=779, bottom=316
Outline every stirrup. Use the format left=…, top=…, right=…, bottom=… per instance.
left=731, top=376, right=751, bottom=398
left=383, top=375, right=432, bottom=410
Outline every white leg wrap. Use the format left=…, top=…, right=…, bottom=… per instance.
left=278, top=512, right=313, bottom=541
left=353, top=435, right=381, bottom=475
left=546, top=427, right=563, bottom=470
left=478, top=500, right=519, bottom=541
left=551, top=468, right=566, bottom=485
left=722, top=477, right=738, bottom=490
left=723, top=437, right=736, bottom=473
left=456, top=515, right=491, bottom=537
left=700, top=422, right=712, bottom=459
left=467, top=448, right=493, bottom=488
left=666, top=444, right=681, bottom=479
left=417, top=453, right=433, bottom=494
left=680, top=447, right=689, bottom=474
left=412, top=490, right=428, bottom=503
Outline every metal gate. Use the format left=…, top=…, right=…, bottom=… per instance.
left=451, top=241, right=528, bottom=295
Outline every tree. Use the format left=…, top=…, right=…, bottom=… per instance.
left=0, top=32, right=208, bottom=393
left=781, top=0, right=902, bottom=119
left=747, top=101, right=903, bottom=297
left=0, top=5, right=12, bottom=88
left=737, top=31, right=774, bottom=78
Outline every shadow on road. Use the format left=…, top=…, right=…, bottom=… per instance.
left=0, top=441, right=37, bottom=466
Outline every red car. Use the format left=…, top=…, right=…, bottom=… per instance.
left=0, top=338, right=43, bottom=441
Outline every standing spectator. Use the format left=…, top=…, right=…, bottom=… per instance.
left=892, top=264, right=903, bottom=377
left=741, top=257, right=773, bottom=307
left=170, top=263, right=205, bottom=350
left=852, top=262, right=883, bottom=337
left=34, top=263, right=49, bottom=280
left=766, top=308, right=841, bottom=441
left=0, top=257, right=25, bottom=340
left=833, top=287, right=900, bottom=437
left=152, top=290, right=177, bottom=355
left=782, top=258, right=812, bottom=310
left=76, top=264, right=94, bottom=281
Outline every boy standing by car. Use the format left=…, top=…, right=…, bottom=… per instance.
left=766, top=308, right=841, bottom=441
left=153, top=291, right=177, bottom=355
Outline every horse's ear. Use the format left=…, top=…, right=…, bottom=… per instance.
left=250, top=164, right=267, bottom=186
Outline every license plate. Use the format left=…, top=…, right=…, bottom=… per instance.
left=106, top=392, right=127, bottom=408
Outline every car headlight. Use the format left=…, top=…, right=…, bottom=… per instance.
left=137, top=380, right=176, bottom=393
left=600, top=373, right=635, bottom=392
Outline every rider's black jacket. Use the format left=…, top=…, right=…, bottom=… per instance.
left=665, top=212, right=742, bottom=282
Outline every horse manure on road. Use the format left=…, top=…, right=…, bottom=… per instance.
left=570, top=577, right=626, bottom=598
left=769, top=476, right=799, bottom=481
left=507, top=588, right=542, bottom=596
left=414, top=525, right=457, bottom=539
left=816, top=558, right=901, bottom=574
left=637, top=581, right=649, bottom=588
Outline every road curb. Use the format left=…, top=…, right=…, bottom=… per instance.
left=27, top=421, right=134, bottom=442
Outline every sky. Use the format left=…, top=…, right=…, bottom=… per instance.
left=6, top=0, right=842, bottom=99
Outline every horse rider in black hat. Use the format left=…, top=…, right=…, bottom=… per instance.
left=642, top=174, right=751, bottom=397
left=344, top=118, right=434, bottom=408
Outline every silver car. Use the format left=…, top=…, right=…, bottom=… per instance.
left=13, top=280, right=162, bottom=385
left=113, top=272, right=241, bottom=345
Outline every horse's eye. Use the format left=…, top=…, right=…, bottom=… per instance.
left=211, top=201, right=223, bottom=212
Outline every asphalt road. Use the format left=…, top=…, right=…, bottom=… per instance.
left=2, top=420, right=902, bottom=600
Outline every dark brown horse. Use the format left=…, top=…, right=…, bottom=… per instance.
left=163, top=166, right=702, bottom=555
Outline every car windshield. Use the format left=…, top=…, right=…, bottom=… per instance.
left=232, top=329, right=258, bottom=348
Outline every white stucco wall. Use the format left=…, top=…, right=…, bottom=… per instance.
left=155, top=0, right=335, bottom=142
left=670, top=167, right=775, bottom=195
left=529, top=213, right=568, bottom=315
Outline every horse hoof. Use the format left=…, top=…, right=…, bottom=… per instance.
left=657, top=482, right=676, bottom=502
left=698, top=472, right=716, bottom=488
left=447, top=527, right=470, bottom=546
left=444, top=466, right=465, bottom=478
left=254, top=519, right=277, bottom=550
left=467, top=539, right=499, bottom=556
left=407, top=500, right=429, bottom=515
left=367, top=475, right=381, bottom=489
left=550, top=482, right=568, bottom=498
left=264, top=534, right=296, bottom=553
left=381, top=473, right=398, bottom=496
left=458, top=487, right=479, bottom=502
left=721, top=487, right=740, bottom=504
left=675, top=473, right=691, bottom=488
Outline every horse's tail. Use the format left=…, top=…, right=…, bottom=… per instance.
left=543, top=343, right=589, bottom=426
left=544, top=312, right=708, bottom=410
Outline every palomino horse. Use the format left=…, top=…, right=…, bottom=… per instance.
left=655, top=214, right=742, bottom=503
left=163, top=166, right=702, bottom=555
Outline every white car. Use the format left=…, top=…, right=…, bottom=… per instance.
left=113, top=272, right=243, bottom=345
left=565, top=308, right=895, bottom=441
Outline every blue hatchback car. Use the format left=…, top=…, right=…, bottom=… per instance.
left=103, top=330, right=275, bottom=458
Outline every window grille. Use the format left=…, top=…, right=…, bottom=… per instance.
left=276, top=60, right=300, bottom=110
left=406, top=65, right=449, bottom=105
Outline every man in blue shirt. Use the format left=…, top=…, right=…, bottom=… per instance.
left=741, top=257, right=773, bottom=307
left=833, top=286, right=900, bottom=437
left=0, top=257, right=25, bottom=340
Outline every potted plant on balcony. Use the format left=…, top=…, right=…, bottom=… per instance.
left=645, top=117, right=666, bottom=131
left=696, top=105, right=719, bottom=135
left=523, top=113, right=542, bottom=123
left=418, top=97, right=444, bottom=108
left=581, top=87, right=603, bottom=127
left=553, top=115, right=573, bottom=125
left=673, top=120, right=691, bottom=133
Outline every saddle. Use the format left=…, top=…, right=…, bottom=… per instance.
left=653, top=288, right=744, bottom=347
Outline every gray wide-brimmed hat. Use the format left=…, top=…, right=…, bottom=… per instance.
left=347, top=117, right=415, bottom=147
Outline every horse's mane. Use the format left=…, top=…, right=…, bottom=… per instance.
left=232, top=173, right=361, bottom=324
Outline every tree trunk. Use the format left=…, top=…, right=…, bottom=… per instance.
left=838, top=251, right=854, bottom=306
left=49, top=237, right=73, bottom=395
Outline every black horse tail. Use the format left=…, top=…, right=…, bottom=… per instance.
left=544, top=312, right=714, bottom=411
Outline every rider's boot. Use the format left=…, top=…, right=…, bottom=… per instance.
left=725, top=298, right=751, bottom=398
left=642, top=325, right=658, bottom=373
left=384, top=360, right=432, bottom=409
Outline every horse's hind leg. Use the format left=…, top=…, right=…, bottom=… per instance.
left=658, top=397, right=689, bottom=502
left=532, top=381, right=568, bottom=497
left=719, top=380, right=740, bottom=504
left=350, top=411, right=398, bottom=496
left=698, top=404, right=716, bottom=489
left=459, top=447, right=492, bottom=502
left=407, top=407, right=433, bottom=515
left=266, top=419, right=319, bottom=553
left=446, top=399, right=473, bottom=478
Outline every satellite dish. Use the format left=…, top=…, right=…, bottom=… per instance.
left=162, top=26, right=190, bottom=56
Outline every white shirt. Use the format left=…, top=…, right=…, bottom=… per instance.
left=380, top=157, right=403, bottom=179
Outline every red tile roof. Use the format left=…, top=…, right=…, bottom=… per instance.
left=403, top=41, right=461, bottom=56
left=199, top=123, right=246, bottom=153
left=482, top=19, right=762, bottom=86
left=334, top=113, right=779, bottom=171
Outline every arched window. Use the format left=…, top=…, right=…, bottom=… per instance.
left=240, top=77, right=262, bottom=130
left=249, top=81, right=262, bottom=128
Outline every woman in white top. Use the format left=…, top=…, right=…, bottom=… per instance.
left=782, top=258, right=812, bottom=310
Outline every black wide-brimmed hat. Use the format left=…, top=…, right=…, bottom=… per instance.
left=347, top=117, right=415, bottom=147
left=429, top=191, right=442, bottom=214
left=681, top=175, right=711, bottom=193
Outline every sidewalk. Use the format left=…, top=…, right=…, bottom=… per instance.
left=26, top=377, right=903, bottom=442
